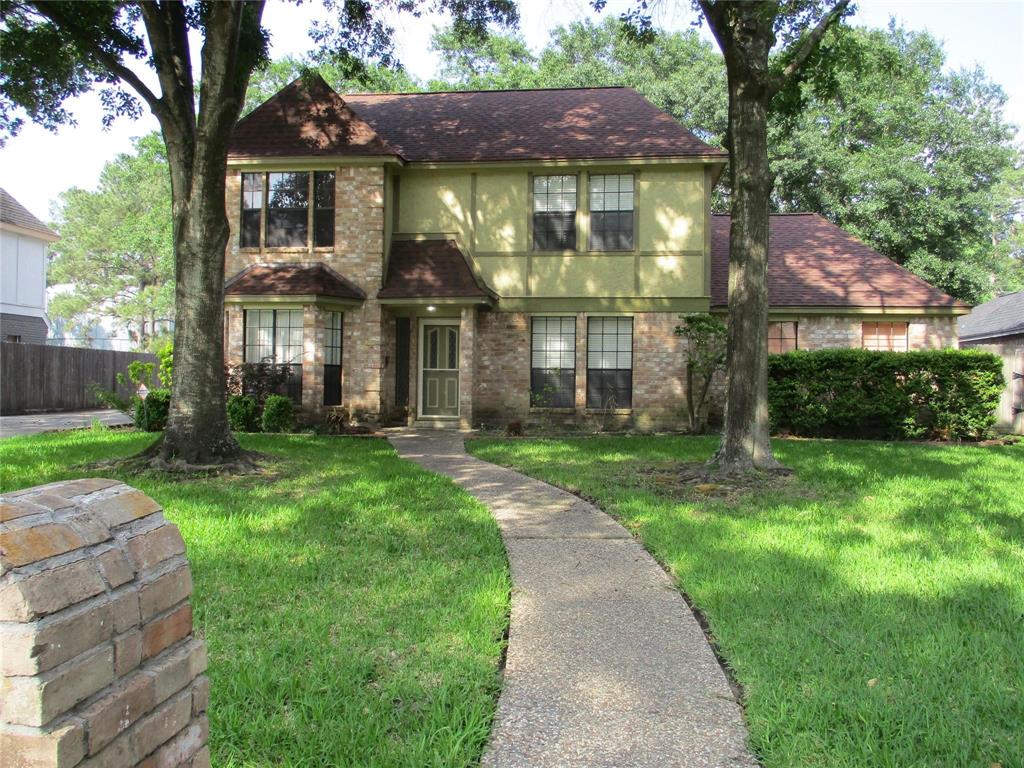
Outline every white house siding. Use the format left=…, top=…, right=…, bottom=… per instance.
left=0, top=229, right=49, bottom=343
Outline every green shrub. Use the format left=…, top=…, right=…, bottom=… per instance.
left=133, top=388, right=171, bottom=432
left=226, top=394, right=260, bottom=433
left=157, top=342, right=173, bottom=388
left=767, top=349, right=1004, bottom=441
left=261, top=395, right=294, bottom=433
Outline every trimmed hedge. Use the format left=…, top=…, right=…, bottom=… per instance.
left=261, top=394, right=294, bottom=433
left=768, top=349, right=1004, bottom=441
left=226, top=394, right=260, bottom=433
left=133, top=388, right=171, bottom=432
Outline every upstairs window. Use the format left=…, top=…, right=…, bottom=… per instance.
left=862, top=322, right=908, bottom=351
left=589, top=174, right=634, bottom=251
left=768, top=321, right=798, bottom=353
left=240, top=173, right=263, bottom=248
left=531, top=317, right=576, bottom=408
left=240, top=171, right=334, bottom=249
left=267, top=172, right=309, bottom=247
left=533, top=175, right=577, bottom=251
left=314, top=171, right=335, bottom=248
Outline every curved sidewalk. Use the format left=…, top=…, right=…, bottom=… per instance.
left=388, top=431, right=755, bottom=768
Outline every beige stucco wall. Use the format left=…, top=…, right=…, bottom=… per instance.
left=395, top=164, right=710, bottom=306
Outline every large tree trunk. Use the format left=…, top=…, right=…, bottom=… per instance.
left=708, top=5, right=784, bottom=473
left=147, top=1, right=262, bottom=464
left=161, top=183, right=238, bottom=463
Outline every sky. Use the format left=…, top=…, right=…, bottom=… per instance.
left=0, top=0, right=1021, bottom=221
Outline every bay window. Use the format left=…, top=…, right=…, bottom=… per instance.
left=244, top=309, right=303, bottom=403
left=324, top=312, right=342, bottom=406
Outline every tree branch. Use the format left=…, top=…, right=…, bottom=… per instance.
left=768, top=0, right=851, bottom=98
left=29, top=2, right=166, bottom=121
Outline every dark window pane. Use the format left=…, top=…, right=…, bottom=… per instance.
left=533, top=212, right=576, bottom=250
left=323, top=364, right=341, bottom=406
left=314, top=171, right=335, bottom=247
left=266, top=210, right=308, bottom=248
left=530, top=370, right=575, bottom=408
left=314, top=171, right=335, bottom=208
left=590, top=211, right=634, bottom=251
left=314, top=209, right=334, bottom=248
left=241, top=210, right=261, bottom=248
left=586, top=369, right=632, bottom=409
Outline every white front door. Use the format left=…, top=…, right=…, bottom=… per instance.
left=419, top=320, right=460, bottom=418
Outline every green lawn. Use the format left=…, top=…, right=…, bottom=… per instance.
left=467, top=435, right=1024, bottom=768
left=0, top=429, right=510, bottom=768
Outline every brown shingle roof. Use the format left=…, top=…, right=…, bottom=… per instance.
left=344, top=88, right=725, bottom=163
left=710, top=214, right=967, bottom=310
left=229, top=76, right=396, bottom=158
left=225, top=263, right=366, bottom=301
left=379, top=240, right=493, bottom=301
left=0, top=188, right=57, bottom=240
left=230, top=77, right=725, bottom=162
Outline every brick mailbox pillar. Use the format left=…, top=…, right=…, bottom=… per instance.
left=0, top=479, right=209, bottom=768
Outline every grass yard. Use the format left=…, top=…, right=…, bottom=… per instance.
left=1, top=429, right=510, bottom=768
left=467, top=435, right=1024, bottom=768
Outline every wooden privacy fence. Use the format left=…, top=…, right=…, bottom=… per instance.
left=0, top=343, right=159, bottom=415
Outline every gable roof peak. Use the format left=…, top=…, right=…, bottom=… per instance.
left=229, top=73, right=398, bottom=159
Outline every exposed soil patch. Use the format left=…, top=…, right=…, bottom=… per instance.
left=634, top=461, right=808, bottom=505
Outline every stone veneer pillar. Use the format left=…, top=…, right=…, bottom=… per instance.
left=0, top=480, right=209, bottom=768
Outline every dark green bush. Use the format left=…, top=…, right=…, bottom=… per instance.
left=133, top=388, right=171, bottom=432
left=768, top=349, right=1004, bottom=441
left=261, top=394, right=294, bottom=433
left=227, top=394, right=260, bottom=433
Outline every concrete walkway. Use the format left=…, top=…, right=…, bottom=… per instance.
left=0, top=409, right=133, bottom=438
left=388, top=430, right=755, bottom=768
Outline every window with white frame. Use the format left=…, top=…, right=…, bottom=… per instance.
left=533, top=175, right=577, bottom=251
left=587, top=317, right=633, bottom=409
left=530, top=317, right=576, bottom=408
left=589, top=174, right=634, bottom=251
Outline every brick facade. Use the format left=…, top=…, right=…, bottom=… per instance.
left=224, top=166, right=387, bottom=423
left=222, top=166, right=962, bottom=432
left=793, top=314, right=959, bottom=351
left=0, top=479, right=209, bottom=768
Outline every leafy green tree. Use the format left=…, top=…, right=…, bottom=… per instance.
left=49, top=132, right=174, bottom=351
left=244, top=54, right=419, bottom=115
left=1, top=0, right=515, bottom=466
left=771, top=24, right=1023, bottom=302
left=431, top=18, right=728, bottom=146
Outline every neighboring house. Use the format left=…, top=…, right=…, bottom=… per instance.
left=958, top=291, right=1024, bottom=434
left=224, top=76, right=967, bottom=429
left=0, top=188, right=57, bottom=344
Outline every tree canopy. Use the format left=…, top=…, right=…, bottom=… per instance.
left=425, top=17, right=1022, bottom=303
left=49, top=132, right=174, bottom=351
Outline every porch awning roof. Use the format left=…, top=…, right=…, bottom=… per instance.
left=225, top=262, right=366, bottom=302
left=378, top=239, right=495, bottom=303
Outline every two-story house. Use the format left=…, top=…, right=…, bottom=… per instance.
left=1, top=189, right=57, bottom=345
left=224, top=76, right=967, bottom=429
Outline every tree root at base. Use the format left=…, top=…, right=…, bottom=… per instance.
left=89, top=444, right=267, bottom=477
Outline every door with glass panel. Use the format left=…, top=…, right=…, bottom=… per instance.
left=420, top=322, right=459, bottom=417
